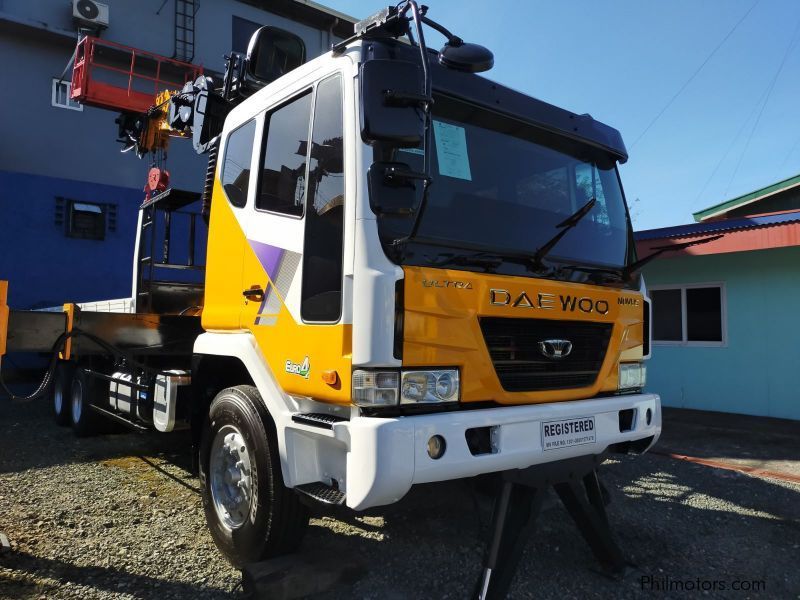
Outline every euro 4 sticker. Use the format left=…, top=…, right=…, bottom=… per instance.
left=285, top=356, right=310, bottom=379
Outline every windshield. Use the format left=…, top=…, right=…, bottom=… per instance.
left=380, top=95, right=632, bottom=271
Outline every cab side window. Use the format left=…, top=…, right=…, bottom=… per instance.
left=221, top=119, right=257, bottom=208
left=301, top=74, right=345, bottom=322
left=257, top=91, right=312, bottom=216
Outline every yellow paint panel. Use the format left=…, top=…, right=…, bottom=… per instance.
left=203, top=190, right=352, bottom=404
left=239, top=236, right=353, bottom=405
left=402, top=266, right=645, bottom=405
left=202, top=179, right=245, bottom=331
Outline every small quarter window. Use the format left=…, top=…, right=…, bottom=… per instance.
left=221, top=120, right=257, bottom=208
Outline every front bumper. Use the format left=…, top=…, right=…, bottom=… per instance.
left=342, top=393, right=660, bottom=510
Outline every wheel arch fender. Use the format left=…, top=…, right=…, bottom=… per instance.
left=193, top=332, right=298, bottom=485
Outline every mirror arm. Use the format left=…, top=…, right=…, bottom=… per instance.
left=384, top=90, right=433, bottom=107
left=384, top=165, right=431, bottom=185
left=371, top=168, right=428, bottom=216
left=391, top=0, right=434, bottom=251
left=420, top=15, right=461, bottom=46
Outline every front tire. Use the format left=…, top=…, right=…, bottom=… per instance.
left=52, top=361, right=74, bottom=426
left=200, top=385, right=308, bottom=567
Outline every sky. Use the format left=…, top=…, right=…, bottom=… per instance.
left=324, top=0, right=800, bottom=230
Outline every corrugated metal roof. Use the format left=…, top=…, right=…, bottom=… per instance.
left=692, top=172, right=800, bottom=222
left=635, top=210, right=800, bottom=241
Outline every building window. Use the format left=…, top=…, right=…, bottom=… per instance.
left=67, top=201, right=106, bottom=240
left=52, top=79, right=83, bottom=111
left=650, top=284, right=725, bottom=345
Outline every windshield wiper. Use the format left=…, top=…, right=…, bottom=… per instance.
left=557, top=264, right=626, bottom=283
left=429, top=250, right=558, bottom=274
left=622, top=234, right=724, bottom=279
left=560, top=234, right=724, bottom=283
left=530, top=197, right=597, bottom=268
left=432, top=252, right=502, bottom=271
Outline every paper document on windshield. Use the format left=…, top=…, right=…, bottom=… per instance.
left=433, top=120, right=472, bottom=181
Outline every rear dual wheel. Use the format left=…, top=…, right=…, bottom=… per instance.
left=52, top=361, right=74, bottom=426
left=69, top=367, right=103, bottom=437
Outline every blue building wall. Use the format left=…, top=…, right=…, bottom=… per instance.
left=0, top=171, right=141, bottom=308
left=0, top=1, right=347, bottom=309
left=643, top=246, right=800, bottom=420
left=0, top=170, right=209, bottom=308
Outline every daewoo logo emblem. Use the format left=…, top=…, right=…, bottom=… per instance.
left=538, top=339, right=573, bottom=360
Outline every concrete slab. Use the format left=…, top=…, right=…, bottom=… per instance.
left=655, top=407, right=800, bottom=482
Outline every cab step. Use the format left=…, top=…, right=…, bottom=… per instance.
left=291, top=412, right=347, bottom=430
left=295, top=482, right=346, bottom=505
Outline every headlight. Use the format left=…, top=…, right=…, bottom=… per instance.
left=618, top=363, right=646, bottom=391
left=352, top=370, right=399, bottom=407
left=401, top=369, right=459, bottom=405
left=352, top=368, right=460, bottom=407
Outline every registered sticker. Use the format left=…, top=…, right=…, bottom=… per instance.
left=541, top=416, right=596, bottom=451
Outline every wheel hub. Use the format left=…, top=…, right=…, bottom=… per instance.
left=209, top=426, right=253, bottom=530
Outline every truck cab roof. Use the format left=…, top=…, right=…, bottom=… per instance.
left=359, top=38, right=628, bottom=163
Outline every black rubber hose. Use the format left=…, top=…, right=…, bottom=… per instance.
left=0, top=328, right=191, bottom=403
left=0, top=331, right=72, bottom=403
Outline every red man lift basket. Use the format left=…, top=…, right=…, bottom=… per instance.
left=71, top=36, right=203, bottom=114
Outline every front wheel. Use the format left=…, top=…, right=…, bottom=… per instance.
left=200, top=385, right=309, bottom=567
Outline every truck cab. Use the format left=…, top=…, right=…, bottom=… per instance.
left=194, top=25, right=659, bottom=543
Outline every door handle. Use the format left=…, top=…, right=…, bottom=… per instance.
left=243, top=286, right=264, bottom=302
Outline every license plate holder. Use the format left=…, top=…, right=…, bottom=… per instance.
left=541, top=416, right=596, bottom=451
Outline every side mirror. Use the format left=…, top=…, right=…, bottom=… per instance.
left=368, top=161, right=428, bottom=216
left=245, top=26, right=306, bottom=88
left=361, top=60, right=427, bottom=147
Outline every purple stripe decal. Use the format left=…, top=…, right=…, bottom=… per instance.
left=248, top=240, right=285, bottom=281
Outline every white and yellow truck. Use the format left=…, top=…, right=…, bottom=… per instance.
left=0, top=3, right=661, bottom=595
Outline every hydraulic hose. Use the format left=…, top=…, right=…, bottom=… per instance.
left=0, top=328, right=190, bottom=404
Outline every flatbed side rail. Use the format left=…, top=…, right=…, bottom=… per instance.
left=5, top=305, right=201, bottom=358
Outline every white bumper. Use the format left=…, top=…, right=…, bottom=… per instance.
left=341, top=394, right=660, bottom=510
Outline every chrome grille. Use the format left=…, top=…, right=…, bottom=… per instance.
left=479, top=317, right=613, bottom=392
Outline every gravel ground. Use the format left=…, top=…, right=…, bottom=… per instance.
left=1, top=391, right=799, bottom=599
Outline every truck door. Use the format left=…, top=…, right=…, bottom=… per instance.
left=240, top=73, right=351, bottom=404
left=202, top=118, right=258, bottom=330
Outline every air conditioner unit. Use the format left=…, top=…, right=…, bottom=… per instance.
left=73, top=0, right=110, bottom=28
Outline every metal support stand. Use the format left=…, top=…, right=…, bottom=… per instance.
left=0, top=532, right=10, bottom=554
left=475, top=457, right=626, bottom=600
